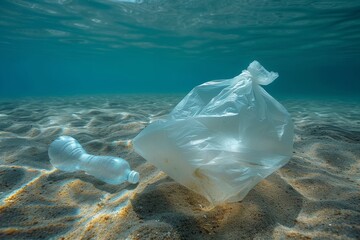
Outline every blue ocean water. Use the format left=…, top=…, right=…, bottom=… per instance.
left=1, top=2, right=360, bottom=239
left=0, top=0, right=359, bottom=98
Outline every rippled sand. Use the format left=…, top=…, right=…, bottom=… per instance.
left=0, top=95, right=359, bottom=239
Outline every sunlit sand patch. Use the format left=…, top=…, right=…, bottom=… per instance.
left=2, top=168, right=55, bottom=205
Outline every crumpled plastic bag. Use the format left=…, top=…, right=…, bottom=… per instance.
left=133, top=61, right=294, bottom=205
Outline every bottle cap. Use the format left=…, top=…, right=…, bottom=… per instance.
left=128, top=170, right=139, bottom=184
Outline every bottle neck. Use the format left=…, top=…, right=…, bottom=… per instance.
left=127, top=170, right=139, bottom=184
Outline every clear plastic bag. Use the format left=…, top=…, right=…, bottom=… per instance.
left=133, top=61, right=294, bottom=205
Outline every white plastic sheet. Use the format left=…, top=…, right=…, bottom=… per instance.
left=133, top=61, right=294, bottom=205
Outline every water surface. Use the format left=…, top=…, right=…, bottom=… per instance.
left=0, top=0, right=359, bottom=97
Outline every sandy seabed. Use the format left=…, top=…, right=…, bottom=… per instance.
left=0, top=95, right=359, bottom=240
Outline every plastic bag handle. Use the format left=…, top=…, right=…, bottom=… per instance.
left=246, top=61, right=279, bottom=86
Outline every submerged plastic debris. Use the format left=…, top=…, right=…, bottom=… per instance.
left=133, top=61, right=294, bottom=205
left=48, top=136, right=139, bottom=185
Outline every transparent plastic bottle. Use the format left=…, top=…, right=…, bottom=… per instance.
left=48, top=136, right=139, bottom=185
